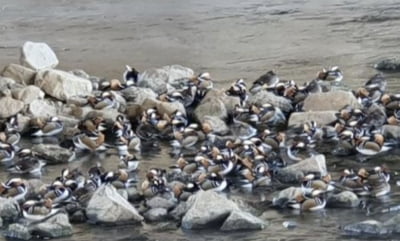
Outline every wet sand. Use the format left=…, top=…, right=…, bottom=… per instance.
left=1, top=0, right=400, bottom=88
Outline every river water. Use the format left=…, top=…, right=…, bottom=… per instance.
left=2, top=0, right=400, bottom=240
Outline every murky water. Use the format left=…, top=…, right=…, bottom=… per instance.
left=2, top=0, right=400, bottom=240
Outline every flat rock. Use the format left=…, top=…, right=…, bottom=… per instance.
left=288, top=111, right=337, bottom=127
left=144, top=208, right=168, bottom=222
left=20, top=41, right=59, bottom=70
left=0, top=96, right=24, bottom=118
left=248, top=90, right=293, bottom=113
left=375, top=57, right=400, bottom=71
left=181, top=190, right=239, bottom=229
left=32, top=144, right=75, bottom=164
left=303, top=90, right=360, bottom=111
left=1, top=63, right=36, bottom=85
left=220, top=210, right=266, bottom=231
left=27, top=99, right=61, bottom=117
left=342, top=220, right=391, bottom=237
left=86, top=184, right=143, bottom=224
left=276, top=154, right=327, bottom=183
left=0, top=197, right=20, bottom=221
left=12, top=85, right=45, bottom=104
left=146, top=196, right=177, bottom=210
left=327, top=191, right=360, bottom=208
left=35, top=69, right=92, bottom=101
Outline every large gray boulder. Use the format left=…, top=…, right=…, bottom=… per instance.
left=0, top=197, right=20, bottom=221
left=32, top=144, right=75, bottom=164
left=20, top=41, right=59, bottom=70
left=342, top=220, right=391, bottom=237
left=86, top=185, right=143, bottom=224
left=202, top=115, right=229, bottom=135
left=303, top=90, right=360, bottom=111
left=276, top=154, right=327, bottom=183
left=181, top=190, right=239, bottom=229
left=248, top=90, right=293, bottom=113
left=288, top=111, right=337, bottom=127
left=138, top=65, right=194, bottom=94
left=35, top=69, right=92, bottom=101
left=220, top=210, right=266, bottom=231
left=194, top=97, right=227, bottom=123
left=1, top=63, right=36, bottom=85
left=12, top=85, right=45, bottom=104
left=0, top=96, right=24, bottom=118
left=120, top=86, right=157, bottom=103
left=327, top=191, right=360, bottom=208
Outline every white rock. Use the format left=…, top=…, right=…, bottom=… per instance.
left=35, top=69, right=92, bottom=101
left=220, top=210, right=265, bottom=231
left=1, top=63, right=36, bottom=85
left=0, top=97, right=24, bottom=118
left=12, top=85, right=45, bottom=104
left=20, top=41, right=59, bottom=70
left=303, top=90, right=360, bottom=111
left=27, top=99, right=60, bottom=117
left=288, top=111, right=337, bottom=127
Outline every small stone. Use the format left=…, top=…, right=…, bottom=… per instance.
left=327, top=191, right=360, bottom=208
left=383, top=125, right=400, bottom=139
left=144, top=208, right=168, bottom=222
left=220, top=210, right=266, bottom=231
left=32, top=144, right=75, bottom=164
left=0, top=197, right=20, bottom=221
left=282, top=221, right=297, bottom=229
left=0, top=96, right=24, bottom=118
left=1, top=63, right=36, bottom=85
left=169, top=201, right=189, bottom=221
left=303, top=90, right=360, bottom=111
left=12, top=85, right=45, bottom=104
left=20, top=41, right=59, bottom=70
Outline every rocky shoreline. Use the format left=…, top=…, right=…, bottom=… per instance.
left=0, top=41, right=400, bottom=239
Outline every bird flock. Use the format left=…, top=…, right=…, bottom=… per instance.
left=0, top=64, right=398, bottom=224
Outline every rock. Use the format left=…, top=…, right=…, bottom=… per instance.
left=327, top=191, right=360, bottom=208
left=150, top=221, right=179, bottom=232
left=384, top=213, right=400, bottom=233
left=202, top=115, right=229, bottom=135
left=27, top=179, right=46, bottom=198
left=375, top=58, right=400, bottom=71
left=126, top=187, right=141, bottom=202
left=32, top=213, right=73, bottom=238
left=4, top=223, right=32, bottom=240
left=0, top=96, right=24, bottom=118
left=382, top=125, right=400, bottom=139
left=32, top=144, right=75, bottom=164
left=86, top=184, right=143, bottom=224
left=117, top=189, right=128, bottom=200
left=35, top=69, right=92, bottom=101
left=69, top=210, right=87, bottom=223
left=142, top=98, right=186, bottom=117
left=248, top=90, right=293, bottom=113
left=66, top=96, right=88, bottom=106
left=1, top=63, right=36, bottom=85
left=342, top=220, right=391, bottom=237
left=12, top=85, right=45, bottom=104
left=276, top=154, right=327, bottom=183
left=203, top=89, right=241, bottom=114
left=0, top=197, right=20, bottom=221
left=303, top=90, right=360, bottom=111
left=121, top=86, right=157, bottom=103
left=282, top=221, right=297, bottom=229
left=272, top=187, right=304, bottom=207
left=146, top=196, right=177, bottom=210
left=27, top=99, right=60, bottom=117
left=288, top=111, right=337, bottom=127
left=69, top=69, right=90, bottom=79
left=20, top=41, right=59, bottom=70
left=110, top=91, right=127, bottom=112
left=85, top=108, right=120, bottom=123
left=181, top=190, right=239, bottom=229
left=194, top=97, right=227, bottom=123
left=0, top=216, right=2, bottom=227
left=0, top=77, right=16, bottom=90
left=220, top=210, right=265, bottom=231
left=144, top=208, right=168, bottom=222
left=169, top=202, right=189, bottom=221
left=15, top=114, right=31, bottom=133
left=364, top=103, right=386, bottom=127
left=138, top=65, right=193, bottom=94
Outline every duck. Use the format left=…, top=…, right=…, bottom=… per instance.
left=0, top=115, right=20, bottom=146
left=249, top=103, right=286, bottom=129
left=290, top=189, right=327, bottom=212
left=0, top=178, right=28, bottom=202
left=198, top=172, right=228, bottom=192
left=88, top=91, right=119, bottom=110
left=123, top=65, right=140, bottom=86
left=170, top=126, right=201, bottom=149
left=99, top=78, right=124, bottom=91
left=316, top=66, right=343, bottom=83
left=355, top=133, right=393, bottom=156
left=31, top=116, right=64, bottom=137
left=249, top=70, right=279, bottom=94
left=367, top=166, right=391, bottom=197
left=225, top=79, right=248, bottom=106
left=301, top=173, right=335, bottom=194
left=0, top=142, right=15, bottom=163
left=8, top=149, right=45, bottom=175
left=21, top=199, right=60, bottom=222
left=119, top=154, right=140, bottom=172
left=72, top=130, right=107, bottom=152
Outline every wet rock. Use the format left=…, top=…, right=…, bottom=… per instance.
left=0, top=197, right=20, bottom=221
left=169, top=201, right=189, bottom=221
left=126, top=187, right=142, bottom=202
left=181, top=190, right=239, bottom=229
left=375, top=58, right=400, bottom=71
left=4, top=223, right=32, bottom=240
left=20, top=41, right=59, bottom=70
left=1, top=63, right=36, bottom=85
left=150, top=221, right=179, bottom=231
left=144, top=208, right=168, bottom=222
left=288, top=111, right=337, bottom=127
left=249, top=90, right=293, bottom=113
left=12, top=85, right=45, bottom=104
left=202, top=115, right=229, bottom=135
left=220, top=210, right=266, bottom=231
left=32, top=213, right=73, bottom=238
left=382, top=125, right=400, bottom=139
left=282, top=221, right=297, bottom=229
left=142, top=98, right=186, bottom=117
left=0, top=96, right=24, bottom=118
left=342, top=220, right=391, bottom=237
left=146, top=196, right=177, bottom=210
left=303, top=90, right=360, bottom=111
left=120, top=86, right=157, bottom=103
left=138, top=65, right=193, bottom=94
left=86, top=184, right=143, bottom=224
left=194, top=97, right=227, bottom=123
left=69, top=210, right=87, bottom=223
left=327, top=191, right=360, bottom=208
left=27, top=99, right=60, bottom=117
left=32, top=144, right=75, bottom=164
left=35, top=69, right=92, bottom=101
left=272, top=187, right=304, bottom=207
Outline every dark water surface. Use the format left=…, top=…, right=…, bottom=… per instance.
left=2, top=0, right=400, bottom=240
